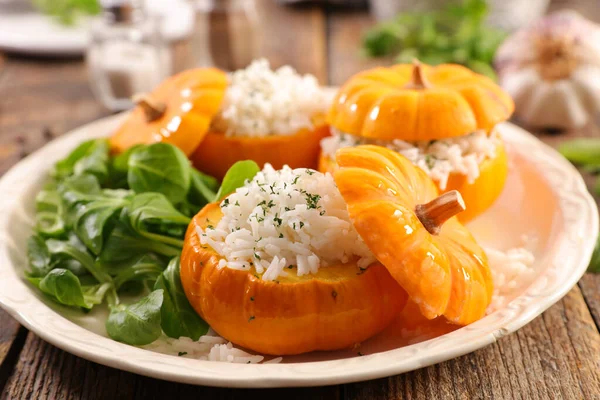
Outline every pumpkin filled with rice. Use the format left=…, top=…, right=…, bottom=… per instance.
left=180, top=146, right=493, bottom=355
left=320, top=61, right=514, bottom=222
left=110, top=59, right=332, bottom=180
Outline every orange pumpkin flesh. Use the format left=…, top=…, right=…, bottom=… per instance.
left=333, top=145, right=493, bottom=325
left=327, top=62, right=514, bottom=142
left=110, top=68, right=228, bottom=156
left=191, top=122, right=331, bottom=180
left=319, top=140, right=508, bottom=223
left=180, top=203, right=408, bottom=355
left=445, top=140, right=508, bottom=222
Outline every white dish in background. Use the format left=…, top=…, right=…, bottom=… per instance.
left=0, top=0, right=194, bottom=56
left=0, top=115, right=596, bottom=387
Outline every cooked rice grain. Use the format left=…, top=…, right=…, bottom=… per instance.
left=196, top=164, right=376, bottom=280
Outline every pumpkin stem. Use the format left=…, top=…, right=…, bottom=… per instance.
left=404, top=60, right=431, bottom=90
left=415, top=190, right=466, bottom=235
left=132, top=93, right=166, bottom=122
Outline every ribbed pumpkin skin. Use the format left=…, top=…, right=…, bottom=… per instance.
left=110, top=68, right=228, bottom=156
left=327, top=63, right=514, bottom=142
left=319, top=141, right=508, bottom=223
left=333, top=145, right=493, bottom=325
left=191, top=123, right=331, bottom=180
left=180, top=203, right=408, bottom=355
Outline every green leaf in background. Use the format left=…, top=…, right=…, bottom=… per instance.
left=362, top=0, right=506, bottom=79
left=154, top=257, right=208, bottom=340
left=127, top=143, right=192, bottom=205
left=28, top=268, right=93, bottom=309
left=53, top=139, right=110, bottom=184
left=32, top=0, right=100, bottom=26
left=106, top=289, right=164, bottom=346
left=125, top=193, right=191, bottom=248
left=588, top=237, right=600, bottom=273
left=215, top=160, right=260, bottom=201
left=35, top=182, right=66, bottom=238
left=558, top=139, right=600, bottom=166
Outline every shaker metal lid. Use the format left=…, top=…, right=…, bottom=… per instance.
left=100, top=0, right=144, bottom=23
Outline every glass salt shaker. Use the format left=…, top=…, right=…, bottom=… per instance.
left=192, top=0, right=260, bottom=70
left=87, top=0, right=172, bottom=111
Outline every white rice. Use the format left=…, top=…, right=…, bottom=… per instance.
left=142, top=328, right=281, bottom=364
left=213, top=59, right=330, bottom=137
left=320, top=128, right=500, bottom=190
left=196, top=164, right=376, bottom=281
left=486, top=235, right=537, bottom=313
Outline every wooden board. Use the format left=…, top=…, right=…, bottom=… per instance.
left=0, top=0, right=599, bottom=397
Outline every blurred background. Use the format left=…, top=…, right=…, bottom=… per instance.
left=0, top=0, right=599, bottom=172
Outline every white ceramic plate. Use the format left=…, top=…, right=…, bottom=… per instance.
left=0, top=0, right=194, bottom=56
left=0, top=115, right=596, bottom=387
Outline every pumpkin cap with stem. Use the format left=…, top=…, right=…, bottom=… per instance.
left=404, top=60, right=432, bottom=90
left=132, top=93, right=167, bottom=122
left=415, top=190, right=466, bottom=235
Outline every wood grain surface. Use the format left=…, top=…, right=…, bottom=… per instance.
left=0, top=0, right=599, bottom=398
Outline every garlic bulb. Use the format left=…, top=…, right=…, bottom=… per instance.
left=495, top=11, right=600, bottom=130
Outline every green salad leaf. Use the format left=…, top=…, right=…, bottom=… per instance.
left=154, top=257, right=208, bottom=340
left=215, top=160, right=260, bottom=201
left=27, top=235, right=53, bottom=277
left=53, top=139, right=110, bottom=184
left=188, top=169, right=219, bottom=207
left=28, top=268, right=94, bottom=309
left=35, top=182, right=66, bottom=238
left=124, top=193, right=191, bottom=248
left=59, top=174, right=131, bottom=255
left=106, top=290, right=164, bottom=346
left=27, top=140, right=231, bottom=345
left=128, top=143, right=192, bottom=205
left=112, top=254, right=166, bottom=290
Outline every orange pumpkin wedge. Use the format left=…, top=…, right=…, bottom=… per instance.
left=110, top=68, right=228, bottom=156
left=327, top=62, right=514, bottom=142
left=333, top=145, right=493, bottom=325
left=180, top=203, right=408, bottom=356
left=191, top=120, right=330, bottom=180
left=319, top=140, right=508, bottom=223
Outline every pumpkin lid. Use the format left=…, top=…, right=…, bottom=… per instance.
left=327, top=61, right=514, bottom=142
left=110, top=68, right=228, bottom=156
left=333, top=145, right=493, bottom=325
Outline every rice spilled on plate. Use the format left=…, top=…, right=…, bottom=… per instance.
left=321, top=128, right=501, bottom=190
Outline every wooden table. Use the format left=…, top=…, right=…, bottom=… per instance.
left=1, top=1, right=599, bottom=398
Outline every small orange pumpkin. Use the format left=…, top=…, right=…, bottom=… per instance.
left=181, top=145, right=492, bottom=355
left=180, top=203, right=408, bottom=355
left=110, top=68, right=228, bottom=156
left=327, top=62, right=514, bottom=142
left=333, top=145, right=493, bottom=324
left=191, top=117, right=330, bottom=180
left=111, top=68, right=330, bottom=178
left=323, top=62, right=513, bottom=221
